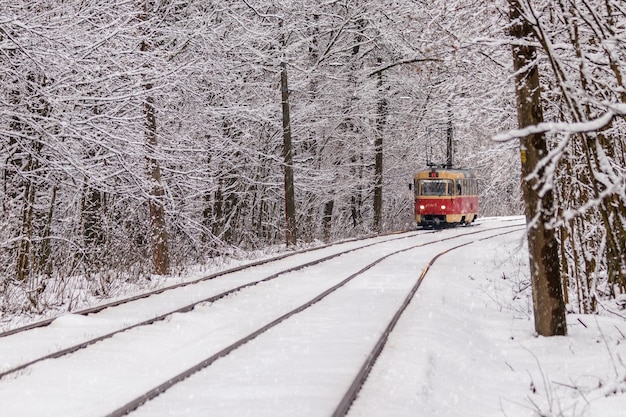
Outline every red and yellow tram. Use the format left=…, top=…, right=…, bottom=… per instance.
left=413, top=168, right=478, bottom=228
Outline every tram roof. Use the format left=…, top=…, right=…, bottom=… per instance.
left=414, top=167, right=477, bottom=179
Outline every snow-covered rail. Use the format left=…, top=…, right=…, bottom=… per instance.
left=0, top=220, right=525, bottom=417
left=0, top=230, right=419, bottom=338
left=332, top=226, right=524, bottom=417
left=0, top=230, right=427, bottom=380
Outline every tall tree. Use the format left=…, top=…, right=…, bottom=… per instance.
left=280, top=57, right=297, bottom=247
left=139, top=0, right=170, bottom=275
left=373, top=58, right=387, bottom=233
left=509, top=0, right=567, bottom=336
left=502, top=0, right=626, bottom=312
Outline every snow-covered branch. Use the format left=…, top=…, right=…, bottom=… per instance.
left=493, top=104, right=626, bottom=142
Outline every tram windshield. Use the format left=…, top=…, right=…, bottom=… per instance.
left=418, top=179, right=452, bottom=196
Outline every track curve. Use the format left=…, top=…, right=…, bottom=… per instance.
left=0, top=219, right=526, bottom=417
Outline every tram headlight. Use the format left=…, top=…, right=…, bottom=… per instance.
left=440, top=205, right=446, bottom=210
left=419, top=205, right=425, bottom=211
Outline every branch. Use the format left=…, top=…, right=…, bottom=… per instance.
left=368, top=57, right=442, bottom=77
left=493, top=104, right=626, bottom=142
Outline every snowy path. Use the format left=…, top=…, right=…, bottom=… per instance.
left=11, top=217, right=620, bottom=417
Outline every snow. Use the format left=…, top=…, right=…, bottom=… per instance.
left=493, top=103, right=626, bottom=143
left=1, top=216, right=625, bottom=417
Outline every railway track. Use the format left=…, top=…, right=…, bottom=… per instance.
left=0, top=229, right=433, bottom=380
left=0, top=219, right=525, bottom=417
left=0, top=231, right=417, bottom=338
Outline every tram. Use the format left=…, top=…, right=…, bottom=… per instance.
left=413, top=167, right=478, bottom=228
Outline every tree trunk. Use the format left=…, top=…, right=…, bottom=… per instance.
left=322, top=199, right=334, bottom=243
left=141, top=20, right=170, bottom=275
left=280, top=60, right=297, bottom=247
left=40, top=184, right=57, bottom=277
left=144, top=89, right=170, bottom=275
left=446, top=103, right=454, bottom=168
left=16, top=172, right=35, bottom=282
left=82, top=182, right=104, bottom=250
left=350, top=155, right=363, bottom=229
left=509, top=0, right=567, bottom=336
left=373, top=59, right=386, bottom=233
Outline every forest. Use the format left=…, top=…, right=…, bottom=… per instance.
left=0, top=0, right=624, bottom=322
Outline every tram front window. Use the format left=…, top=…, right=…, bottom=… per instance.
left=419, top=180, right=452, bottom=196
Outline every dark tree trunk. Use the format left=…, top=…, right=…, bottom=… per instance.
left=141, top=18, right=170, bottom=275
left=322, top=200, right=334, bottom=242
left=82, top=183, right=105, bottom=249
left=40, top=184, right=57, bottom=277
left=350, top=155, right=363, bottom=229
left=446, top=103, right=454, bottom=168
left=373, top=59, right=387, bottom=233
left=143, top=88, right=170, bottom=275
left=509, top=0, right=567, bottom=336
left=16, top=171, right=35, bottom=282
left=280, top=60, right=297, bottom=247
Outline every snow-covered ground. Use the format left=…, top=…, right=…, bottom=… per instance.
left=0, top=216, right=624, bottom=417
left=350, top=219, right=626, bottom=417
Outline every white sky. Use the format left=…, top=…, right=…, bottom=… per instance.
left=0, top=216, right=625, bottom=417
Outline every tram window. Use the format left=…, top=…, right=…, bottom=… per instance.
left=419, top=180, right=452, bottom=196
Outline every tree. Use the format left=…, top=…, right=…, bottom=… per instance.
left=508, top=0, right=567, bottom=336
left=280, top=58, right=297, bottom=247
left=500, top=0, right=626, bottom=313
left=139, top=0, right=170, bottom=275
left=2, top=0, right=587, bottom=314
